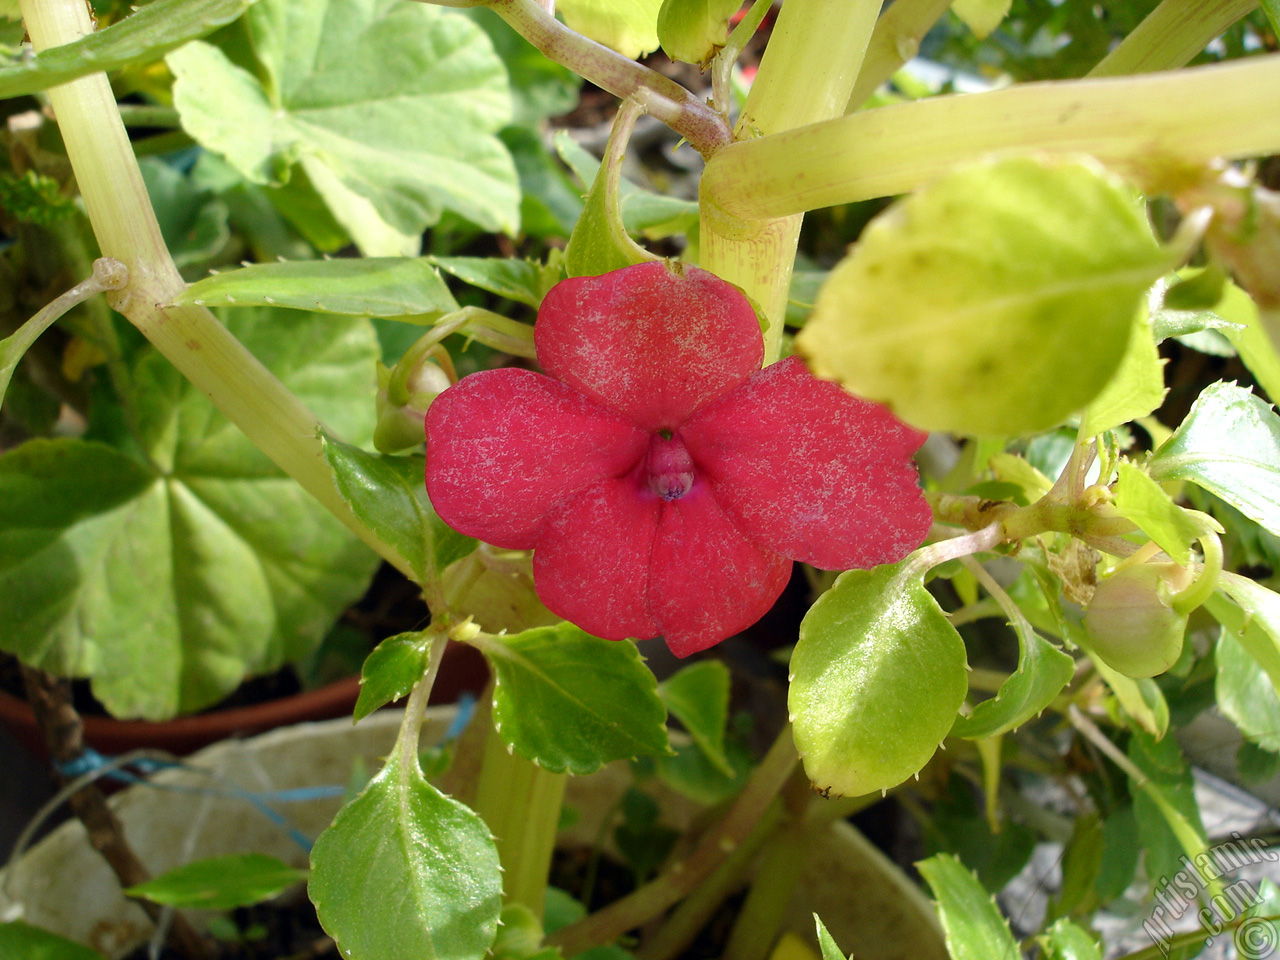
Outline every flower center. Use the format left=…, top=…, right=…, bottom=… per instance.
left=646, top=433, right=695, bottom=501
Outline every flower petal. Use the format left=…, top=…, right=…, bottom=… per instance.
left=426, top=368, right=647, bottom=549
left=649, top=485, right=792, bottom=657
left=682, top=356, right=931, bottom=570
left=536, top=262, right=764, bottom=430
left=533, top=477, right=661, bottom=641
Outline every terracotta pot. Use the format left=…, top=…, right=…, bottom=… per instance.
left=0, top=641, right=486, bottom=757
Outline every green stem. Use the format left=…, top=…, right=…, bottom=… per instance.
left=928, top=490, right=1139, bottom=546
left=720, top=820, right=810, bottom=960
left=548, top=725, right=800, bottom=956
left=700, top=0, right=882, bottom=361
left=845, top=0, right=954, bottom=110
left=472, top=717, right=566, bottom=917
left=480, top=0, right=731, bottom=157
left=947, top=598, right=1005, bottom=628
left=960, top=554, right=1040, bottom=641
left=395, top=633, right=449, bottom=774
left=19, top=0, right=414, bottom=581
left=0, top=257, right=127, bottom=405
left=702, top=53, right=1280, bottom=221
left=635, top=800, right=784, bottom=960
left=1066, top=706, right=1224, bottom=900
left=1171, top=531, right=1223, bottom=615
left=1089, top=0, right=1260, bottom=78
left=712, top=0, right=773, bottom=112
left=913, top=521, right=1004, bottom=570
left=131, top=130, right=197, bottom=157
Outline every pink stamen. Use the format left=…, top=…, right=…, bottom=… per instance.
left=646, top=433, right=695, bottom=501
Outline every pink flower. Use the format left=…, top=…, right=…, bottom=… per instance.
left=425, top=262, right=931, bottom=656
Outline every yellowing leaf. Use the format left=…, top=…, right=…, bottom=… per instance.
left=557, top=0, right=664, bottom=58
left=952, top=0, right=1013, bottom=39
left=798, top=156, right=1172, bottom=437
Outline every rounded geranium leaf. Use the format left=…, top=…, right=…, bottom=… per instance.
left=683, top=357, right=931, bottom=570
left=534, top=476, right=662, bottom=641
left=426, top=368, right=646, bottom=549
left=649, top=486, right=792, bottom=657
left=536, top=261, right=763, bottom=431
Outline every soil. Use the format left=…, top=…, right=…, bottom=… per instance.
left=119, top=888, right=336, bottom=960
left=120, top=846, right=749, bottom=960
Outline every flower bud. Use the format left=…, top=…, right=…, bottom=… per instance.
left=373, top=357, right=451, bottom=454
left=1083, top=562, right=1193, bottom=679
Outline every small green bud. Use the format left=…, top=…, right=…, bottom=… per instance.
left=373, top=357, right=451, bottom=455
left=1083, top=561, right=1193, bottom=679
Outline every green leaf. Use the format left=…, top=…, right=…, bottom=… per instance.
left=930, top=782, right=1038, bottom=892
left=1209, top=573, right=1280, bottom=698
left=657, top=0, right=739, bottom=64
left=789, top=558, right=968, bottom=797
left=491, top=904, right=559, bottom=960
left=354, top=630, right=434, bottom=723
left=1150, top=277, right=1244, bottom=342
left=0, top=308, right=380, bottom=719
left=321, top=436, right=475, bottom=586
left=659, top=660, right=732, bottom=776
left=1096, top=803, right=1141, bottom=903
left=429, top=256, right=559, bottom=308
left=1113, top=461, right=1205, bottom=565
left=1035, top=918, right=1103, bottom=960
left=480, top=623, right=670, bottom=775
left=1055, top=813, right=1104, bottom=918
left=1149, top=381, right=1280, bottom=538
left=797, top=155, right=1172, bottom=437
left=917, top=853, right=1020, bottom=960
left=0, top=169, right=78, bottom=227
left=0, top=0, right=254, bottom=99
left=457, top=7, right=580, bottom=127
left=1212, top=277, right=1280, bottom=404
left=1216, top=626, right=1280, bottom=753
left=555, top=0, right=664, bottom=57
left=125, top=853, right=306, bottom=910
left=1093, top=656, right=1169, bottom=738
left=814, top=915, right=850, bottom=960
left=952, top=0, right=1014, bottom=38
left=950, top=613, right=1073, bottom=740
left=1238, top=739, right=1280, bottom=782
left=1081, top=295, right=1166, bottom=436
left=563, top=112, right=658, bottom=278
left=505, top=127, right=585, bottom=239
left=555, top=133, right=699, bottom=238
left=309, top=752, right=502, bottom=960
left=1127, top=727, right=1211, bottom=891
left=141, top=159, right=231, bottom=270
left=543, top=888, right=586, bottom=934
left=178, top=258, right=459, bottom=318
left=0, top=921, right=105, bottom=960
left=653, top=735, right=749, bottom=805
left=1162, top=265, right=1228, bottom=311
left=168, top=0, right=517, bottom=256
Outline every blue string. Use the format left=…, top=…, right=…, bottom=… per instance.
left=54, top=749, right=345, bottom=852
left=446, top=692, right=476, bottom=740
left=55, top=746, right=112, bottom=780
